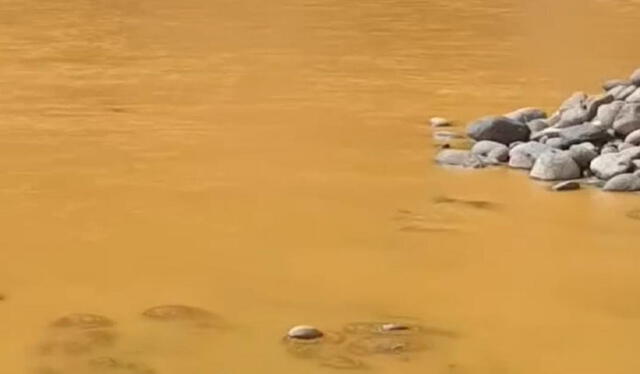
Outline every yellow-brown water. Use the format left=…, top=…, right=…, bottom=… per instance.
left=1, top=0, right=640, bottom=373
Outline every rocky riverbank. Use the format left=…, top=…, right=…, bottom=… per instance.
left=434, top=67, right=640, bottom=192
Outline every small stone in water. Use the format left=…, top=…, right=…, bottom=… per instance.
left=381, top=323, right=410, bottom=332
left=287, top=325, right=324, bottom=340
left=430, top=117, right=452, bottom=127
left=552, top=181, right=580, bottom=192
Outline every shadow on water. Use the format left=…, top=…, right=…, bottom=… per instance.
left=432, top=196, right=499, bottom=210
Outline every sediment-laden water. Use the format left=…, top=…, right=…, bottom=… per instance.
left=1, top=0, right=640, bottom=373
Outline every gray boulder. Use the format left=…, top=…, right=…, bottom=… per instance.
left=626, top=129, right=640, bottom=145
left=630, top=68, right=640, bottom=85
left=471, top=140, right=509, bottom=163
left=590, top=147, right=640, bottom=179
left=609, top=85, right=637, bottom=100
left=436, top=149, right=486, bottom=168
left=508, top=142, right=552, bottom=169
left=603, top=173, right=640, bottom=192
left=603, top=79, right=631, bottom=91
left=527, top=119, right=550, bottom=133
left=467, top=116, right=530, bottom=145
left=530, top=150, right=581, bottom=181
left=568, top=143, right=598, bottom=169
left=559, top=92, right=587, bottom=111
left=612, top=103, right=640, bottom=136
left=556, top=123, right=610, bottom=149
left=546, top=138, right=565, bottom=149
left=620, top=142, right=636, bottom=151
left=593, top=101, right=625, bottom=128
left=505, top=107, right=547, bottom=123
left=626, top=87, right=640, bottom=103
left=552, top=181, right=581, bottom=191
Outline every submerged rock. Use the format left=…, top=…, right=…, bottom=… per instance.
left=551, top=181, right=581, bottom=191
left=603, top=173, right=640, bottom=192
left=51, top=314, right=115, bottom=330
left=142, top=305, right=218, bottom=323
left=288, top=326, right=324, bottom=340
left=530, top=150, right=581, bottom=181
left=435, top=149, right=486, bottom=168
left=467, top=116, right=530, bottom=145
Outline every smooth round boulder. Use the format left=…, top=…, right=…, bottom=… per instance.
left=530, top=150, right=581, bottom=181
left=625, top=129, right=640, bottom=145
left=556, top=123, right=610, bottom=149
left=508, top=142, right=552, bottom=170
left=568, top=143, right=598, bottom=169
left=288, top=325, right=324, bottom=340
left=590, top=147, right=640, bottom=179
left=603, top=173, right=640, bottom=192
left=613, top=103, right=640, bottom=136
left=467, top=116, right=530, bottom=145
left=594, top=101, right=625, bottom=128
left=471, top=140, right=509, bottom=162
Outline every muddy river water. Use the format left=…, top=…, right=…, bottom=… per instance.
left=1, top=0, right=640, bottom=373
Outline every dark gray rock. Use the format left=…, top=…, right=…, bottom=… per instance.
left=552, top=181, right=581, bottom=191
left=556, top=123, right=610, bottom=149
left=603, top=79, right=631, bottom=91
left=430, top=117, right=452, bottom=127
left=603, top=173, right=640, bottom=192
left=505, top=107, right=547, bottom=123
left=590, top=147, right=640, bottom=179
left=626, top=87, right=640, bottom=103
left=467, top=116, right=531, bottom=144
left=593, top=101, right=625, bottom=128
left=568, top=143, right=598, bottom=169
left=508, top=142, right=552, bottom=169
left=436, top=149, right=486, bottom=168
left=612, top=103, right=640, bottom=136
left=527, top=119, right=550, bottom=133
left=630, top=67, right=640, bottom=85
left=530, top=150, right=581, bottom=181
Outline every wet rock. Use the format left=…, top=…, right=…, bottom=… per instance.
left=527, top=119, right=550, bottom=133
left=630, top=67, right=640, bottom=85
left=505, top=107, right=547, bottom=123
left=471, top=140, right=509, bottom=162
left=593, top=100, right=625, bottom=128
left=603, top=79, right=631, bottom=91
left=430, top=117, right=451, bottom=127
left=435, top=150, right=486, bottom=168
left=603, top=173, right=640, bottom=191
left=568, top=143, right=598, bottom=169
left=612, top=103, right=640, bottom=136
left=552, top=181, right=581, bottom=191
left=288, top=325, right=324, bottom=340
left=530, top=150, right=581, bottom=181
left=51, top=314, right=115, bottom=330
left=467, top=116, right=530, bottom=145
left=590, top=147, right=640, bottom=179
left=508, top=142, right=552, bottom=169
left=626, top=87, right=640, bottom=103
left=346, top=335, right=425, bottom=356
left=556, top=123, right=610, bottom=148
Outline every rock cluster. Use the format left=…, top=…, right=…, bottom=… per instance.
left=434, top=67, right=640, bottom=192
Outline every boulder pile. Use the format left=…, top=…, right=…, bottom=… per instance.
left=434, top=67, right=640, bottom=192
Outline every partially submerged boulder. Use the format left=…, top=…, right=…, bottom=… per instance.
left=530, top=150, right=581, bottom=181
left=467, top=116, right=530, bottom=145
